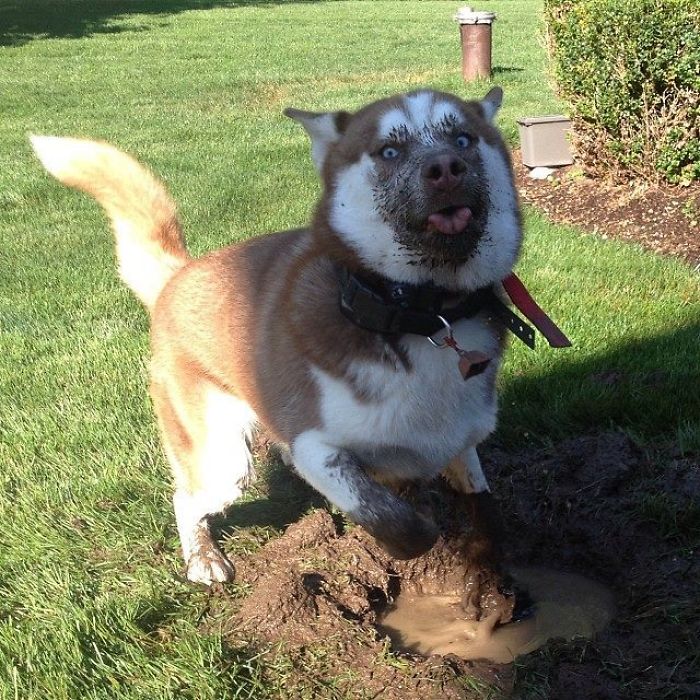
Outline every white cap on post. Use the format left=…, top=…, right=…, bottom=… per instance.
left=455, top=6, right=497, bottom=24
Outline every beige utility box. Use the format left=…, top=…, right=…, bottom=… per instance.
left=517, top=116, right=574, bottom=168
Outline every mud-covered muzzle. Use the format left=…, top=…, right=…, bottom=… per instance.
left=372, top=142, right=490, bottom=266
left=406, top=182, right=489, bottom=265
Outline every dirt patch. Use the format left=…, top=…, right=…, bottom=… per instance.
left=486, top=433, right=700, bottom=698
left=217, top=485, right=514, bottom=699
left=208, top=432, right=699, bottom=699
left=513, top=151, right=700, bottom=269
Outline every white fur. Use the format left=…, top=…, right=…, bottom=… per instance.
left=115, top=226, right=183, bottom=309
left=307, top=113, right=341, bottom=172
left=197, top=387, right=256, bottom=505
left=172, top=387, right=256, bottom=577
left=330, top=153, right=414, bottom=280
left=308, top=317, right=500, bottom=478
left=291, top=430, right=362, bottom=513
left=378, top=108, right=408, bottom=141
left=173, top=490, right=200, bottom=562
left=173, top=491, right=234, bottom=584
left=378, top=94, right=461, bottom=143
left=452, top=139, right=521, bottom=289
left=404, top=91, right=435, bottom=127
left=30, top=134, right=92, bottom=180
left=431, top=100, right=462, bottom=127
left=480, top=93, right=502, bottom=123
left=287, top=112, right=341, bottom=172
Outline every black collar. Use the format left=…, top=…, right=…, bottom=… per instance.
left=339, top=266, right=492, bottom=337
left=338, top=266, right=536, bottom=347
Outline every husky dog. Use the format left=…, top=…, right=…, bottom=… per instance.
left=32, top=87, right=523, bottom=585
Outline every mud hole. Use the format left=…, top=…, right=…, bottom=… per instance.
left=207, top=432, right=699, bottom=699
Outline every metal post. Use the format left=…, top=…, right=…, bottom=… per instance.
left=455, top=7, right=496, bottom=81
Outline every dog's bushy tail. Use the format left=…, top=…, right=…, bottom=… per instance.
left=31, top=135, right=190, bottom=311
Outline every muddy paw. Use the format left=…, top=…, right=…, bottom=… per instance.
left=503, top=575, right=537, bottom=622
left=372, top=512, right=439, bottom=560
left=187, top=547, right=235, bottom=585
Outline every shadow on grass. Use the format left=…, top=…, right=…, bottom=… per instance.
left=222, top=452, right=326, bottom=532
left=497, top=320, right=700, bottom=449
left=0, top=0, right=323, bottom=47
left=493, top=66, right=524, bottom=75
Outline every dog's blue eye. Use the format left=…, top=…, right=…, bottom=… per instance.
left=456, top=134, right=470, bottom=149
left=380, top=145, right=400, bottom=160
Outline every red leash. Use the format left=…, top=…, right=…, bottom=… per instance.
left=501, top=273, right=572, bottom=348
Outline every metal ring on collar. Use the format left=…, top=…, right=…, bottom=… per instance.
left=426, top=315, right=453, bottom=348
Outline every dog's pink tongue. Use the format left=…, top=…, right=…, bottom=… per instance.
left=427, top=207, right=473, bottom=235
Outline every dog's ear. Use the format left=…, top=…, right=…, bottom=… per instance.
left=284, top=108, right=351, bottom=172
left=480, top=87, right=503, bottom=123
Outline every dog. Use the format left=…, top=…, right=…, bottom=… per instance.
left=31, top=87, right=524, bottom=585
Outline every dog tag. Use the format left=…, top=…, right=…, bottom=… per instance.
left=456, top=350, right=491, bottom=380
left=429, top=317, right=491, bottom=381
left=440, top=333, right=491, bottom=381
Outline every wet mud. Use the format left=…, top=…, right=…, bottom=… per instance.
left=211, top=432, right=700, bottom=699
left=379, top=567, right=614, bottom=663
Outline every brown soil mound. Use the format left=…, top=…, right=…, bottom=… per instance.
left=220, top=482, right=513, bottom=699
left=208, top=432, right=699, bottom=699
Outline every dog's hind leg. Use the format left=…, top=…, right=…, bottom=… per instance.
left=445, top=446, right=490, bottom=495
left=152, top=378, right=256, bottom=585
left=276, top=443, right=294, bottom=467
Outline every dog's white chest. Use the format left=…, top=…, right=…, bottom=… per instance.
left=310, top=317, right=500, bottom=475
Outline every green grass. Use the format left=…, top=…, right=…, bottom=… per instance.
left=1, top=1, right=699, bottom=698
left=500, top=211, right=700, bottom=448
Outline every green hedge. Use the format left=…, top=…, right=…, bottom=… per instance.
left=544, top=0, right=700, bottom=185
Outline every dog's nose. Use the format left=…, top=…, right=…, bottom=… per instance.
left=422, top=154, right=467, bottom=191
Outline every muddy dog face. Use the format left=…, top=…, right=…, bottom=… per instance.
left=286, top=88, right=521, bottom=291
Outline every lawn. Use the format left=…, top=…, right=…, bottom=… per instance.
left=1, top=1, right=698, bottom=698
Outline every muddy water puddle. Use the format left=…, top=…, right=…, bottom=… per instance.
left=378, top=567, right=614, bottom=663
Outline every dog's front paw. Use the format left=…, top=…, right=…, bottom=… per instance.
left=186, top=547, right=235, bottom=585
left=376, top=512, right=439, bottom=560
left=356, top=500, right=439, bottom=560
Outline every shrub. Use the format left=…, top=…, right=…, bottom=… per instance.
left=544, top=0, right=700, bottom=185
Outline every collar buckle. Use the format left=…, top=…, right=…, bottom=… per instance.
left=339, top=277, right=401, bottom=333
